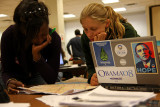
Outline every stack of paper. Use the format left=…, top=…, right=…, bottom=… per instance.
left=36, top=86, right=156, bottom=107
left=60, top=86, right=156, bottom=107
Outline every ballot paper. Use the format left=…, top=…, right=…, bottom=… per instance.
left=79, top=86, right=156, bottom=102
left=36, top=86, right=156, bottom=107
left=36, top=91, right=119, bottom=107
left=59, top=86, right=156, bottom=107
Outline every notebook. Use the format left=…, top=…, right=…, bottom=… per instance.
left=89, top=36, right=160, bottom=92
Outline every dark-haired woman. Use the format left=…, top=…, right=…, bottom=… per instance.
left=1, top=0, right=61, bottom=93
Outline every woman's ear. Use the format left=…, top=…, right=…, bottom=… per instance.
left=106, top=19, right=110, bottom=28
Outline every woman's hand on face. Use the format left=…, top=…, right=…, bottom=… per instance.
left=7, top=80, right=24, bottom=94
left=32, top=35, right=52, bottom=62
left=94, top=32, right=107, bottom=41
left=90, top=73, right=99, bottom=86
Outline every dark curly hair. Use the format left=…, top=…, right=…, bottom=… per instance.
left=13, top=0, right=49, bottom=53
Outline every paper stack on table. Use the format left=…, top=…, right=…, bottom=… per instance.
left=36, top=86, right=157, bottom=107
left=37, top=94, right=118, bottom=107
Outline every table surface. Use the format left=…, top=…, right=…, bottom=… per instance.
left=8, top=92, right=160, bottom=107
left=9, top=94, right=48, bottom=107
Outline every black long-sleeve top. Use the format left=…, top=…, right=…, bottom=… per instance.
left=1, top=25, right=61, bottom=85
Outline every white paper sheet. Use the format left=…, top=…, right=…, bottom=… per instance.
left=36, top=86, right=156, bottom=107
left=59, top=86, right=156, bottom=107
left=0, top=102, right=30, bottom=107
left=79, top=86, right=156, bottom=102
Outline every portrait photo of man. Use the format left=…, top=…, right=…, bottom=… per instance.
left=132, top=42, right=157, bottom=73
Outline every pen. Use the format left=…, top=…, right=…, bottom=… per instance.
left=49, top=28, right=56, bottom=35
left=72, top=97, right=108, bottom=102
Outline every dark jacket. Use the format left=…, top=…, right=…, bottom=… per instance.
left=81, top=22, right=140, bottom=83
left=1, top=25, right=61, bottom=85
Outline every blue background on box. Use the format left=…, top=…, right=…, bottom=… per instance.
left=92, top=41, right=114, bottom=66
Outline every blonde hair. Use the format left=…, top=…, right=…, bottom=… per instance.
left=80, top=3, right=127, bottom=39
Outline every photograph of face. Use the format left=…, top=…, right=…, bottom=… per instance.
left=132, top=42, right=157, bottom=73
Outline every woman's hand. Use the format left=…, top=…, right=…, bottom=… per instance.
left=90, top=73, right=99, bottom=86
left=94, top=32, right=107, bottom=41
left=32, top=35, right=52, bottom=62
left=7, top=79, right=24, bottom=94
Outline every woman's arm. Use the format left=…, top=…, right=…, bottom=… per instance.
left=33, top=31, right=61, bottom=84
left=81, top=33, right=95, bottom=83
left=1, top=26, right=24, bottom=93
left=1, top=26, right=18, bottom=84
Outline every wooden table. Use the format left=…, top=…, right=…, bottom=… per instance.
left=8, top=93, right=160, bottom=107
left=152, top=93, right=160, bottom=100
left=9, top=94, right=49, bottom=107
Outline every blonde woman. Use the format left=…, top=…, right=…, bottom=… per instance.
left=80, top=3, right=140, bottom=86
